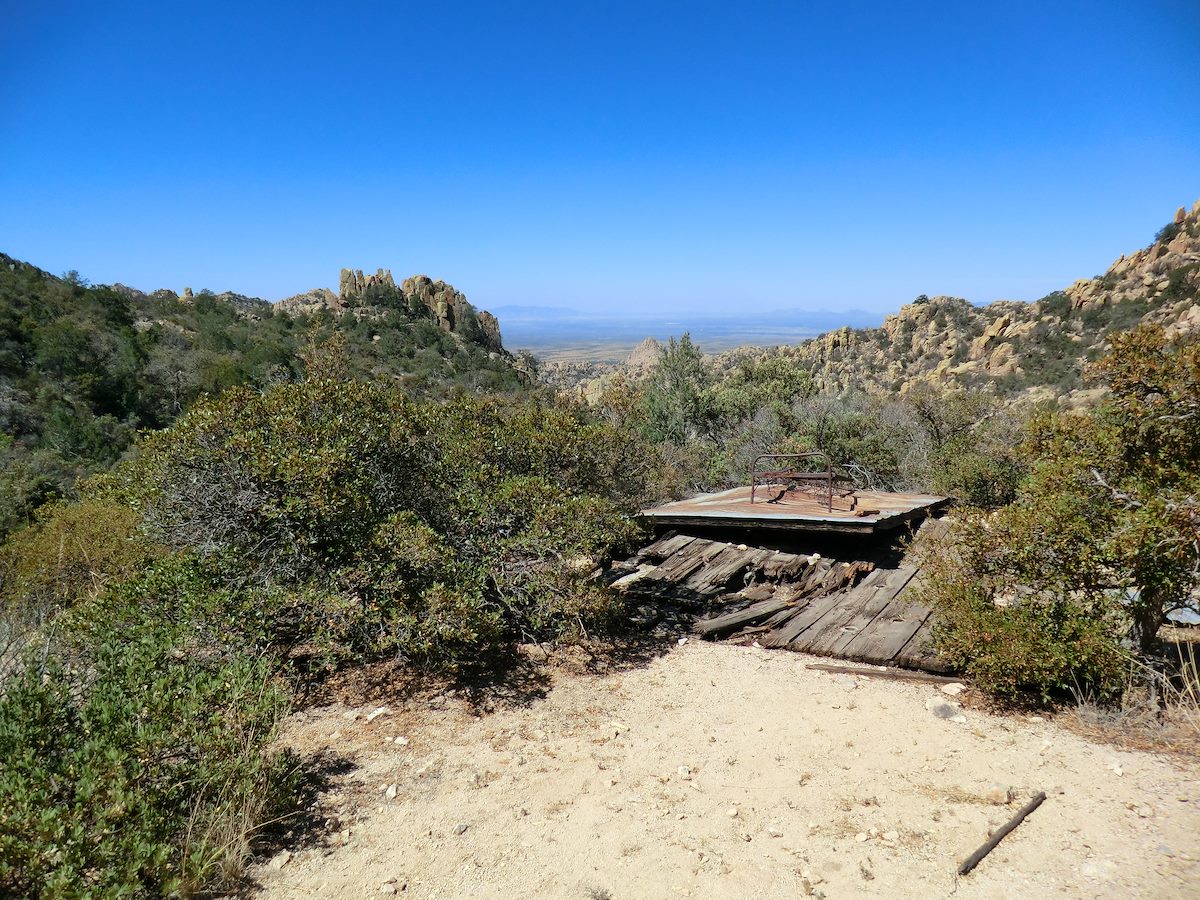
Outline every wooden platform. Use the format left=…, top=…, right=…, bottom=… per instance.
left=640, top=486, right=950, bottom=535
left=611, top=518, right=951, bottom=673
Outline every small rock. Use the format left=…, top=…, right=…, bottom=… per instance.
left=677, top=637, right=689, bottom=645
left=1109, top=764, right=1124, bottom=777
left=727, top=807, right=739, bottom=818
left=768, top=827, right=784, bottom=838
left=328, top=730, right=343, bottom=741
left=267, top=849, right=292, bottom=871
left=677, top=765, right=692, bottom=779
left=394, top=736, right=410, bottom=746
left=985, top=784, right=1014, bottom=805
left=1136, top=805, right=1154, bottom=818
left=381, top=885, right=397, bottom=895
left=453, top=823, right=469, bottom=835
left=385, top=783, right=398, bottom=800
left=940, top=682, right=966, bottom=696
left=882, top=830, right=899, bottom=842
left=950, top=714, right=968, bottom=725
left=366, top=706, right=390, bottom=723
left=855, top=832, right=868, bottom=842
left=925, top=698, right=958, bottom=719
left=741, top=832, right=752, bottom=842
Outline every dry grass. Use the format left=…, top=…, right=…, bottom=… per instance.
left=1061, top=640, right=1200, bottom=760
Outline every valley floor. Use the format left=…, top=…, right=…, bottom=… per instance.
left=252, top=642, right=1200, bottom=899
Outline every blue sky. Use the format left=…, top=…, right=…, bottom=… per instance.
left=2, top=1, right=1198, bottom=316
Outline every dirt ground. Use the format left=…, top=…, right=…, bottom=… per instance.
left=251, top=641, right=1200, bottom=899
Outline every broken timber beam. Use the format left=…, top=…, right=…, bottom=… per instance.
left=805, top=663, right=960, bottom=685
left=694, top=598, right=794, bottom=639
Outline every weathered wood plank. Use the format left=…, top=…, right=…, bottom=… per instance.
left=680, top=545, right=744, bottom=591
left=609, top=564, right=658, bottom=592
left=805, top=663, right=961, bottom=685
left=791, top=570, right=890, bottom=655
left=656, top=539, right=715, bottom=581
left=691, top=547, right=763, bottom=594
left=822, top=566, right=921, bottom=658
left=639, top=532, right=695, bottom=561
left=891, top=617, right=952, bottom=672
left=759, top=571, right=874, bottom=649
left=761, top=550, right=809, bottom=581
left=695, top=597, right=794, bottom=638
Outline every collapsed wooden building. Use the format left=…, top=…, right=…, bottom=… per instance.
left=608, top=454, right=954, bottom=673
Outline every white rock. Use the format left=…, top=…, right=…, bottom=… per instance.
left=677, top=637, right=689, bottom=645
left=950, top=714, right=968, bottom=725
left=855, top=832, right=868, bottom=842
left=940, top=682, right=966, bottom=696
left=727, top=807, right=739, bottom=818
left=394, top=736, right=409, bottom=746
left=453, top=823, right=469, bottom=835
left=833, top=674, right=858, bottom=690
left=267, top=849, right=292, bottom=871
left=366, top=706, right=390, bottom=723
left=384, top=783, right=398, bottom=800
left=768, top=827, right=783, bottom=838
left=925, top=698, right=959, bottom=719
left=677, top=765, right=692, bottom=779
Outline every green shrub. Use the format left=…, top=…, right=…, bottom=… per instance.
left=924, top=325, right=1200, bottom=702
left=921, top=522, right=1127, bottom=702
left=0, top=575, right=294, bottom=896
left=114, top=381, right=648, bottom=668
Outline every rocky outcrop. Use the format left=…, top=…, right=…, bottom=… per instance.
left=626, top=337, right=662, bottom=374
left=275, top=287, right=341, bottom=316
left=1066, top=200, right=1200, bottom=311
left=477, top=310, right=503, bottom=353
left=340, top=267, right=395, bottom=302
left=274, top=268, right=507, bottom=354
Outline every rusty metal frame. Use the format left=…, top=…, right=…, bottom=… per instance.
left=749, top=452, right=850, bottom=511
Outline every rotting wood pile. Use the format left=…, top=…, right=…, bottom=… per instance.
left=607, top=518, right=951, bottom=673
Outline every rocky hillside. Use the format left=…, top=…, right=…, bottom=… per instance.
left=277, top=267, right=505, bottom=353
left=549, top=200, right=1200, bottom=402
left=0, top=253, right=524, bottom=537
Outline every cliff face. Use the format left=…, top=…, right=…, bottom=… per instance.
left=276, top=268, right=505, bottom=354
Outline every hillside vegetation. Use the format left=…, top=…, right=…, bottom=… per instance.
left=0, top=255, right=523, bottom=538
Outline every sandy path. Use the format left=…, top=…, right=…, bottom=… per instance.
left=254, top=642, right=1200, bottom=899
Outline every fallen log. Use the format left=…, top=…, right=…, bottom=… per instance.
left=957, top=791, right=1047, bottom=876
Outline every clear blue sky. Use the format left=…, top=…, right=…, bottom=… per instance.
left=2, top=1, right=1198, bottom=316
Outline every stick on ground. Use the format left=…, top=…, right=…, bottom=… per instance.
left=805, top=662, right=960, bottom=685
left=957, top=791, right=1047, bottom=876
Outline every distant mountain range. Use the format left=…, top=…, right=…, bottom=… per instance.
left=494, top=305, right=885, bottom=360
